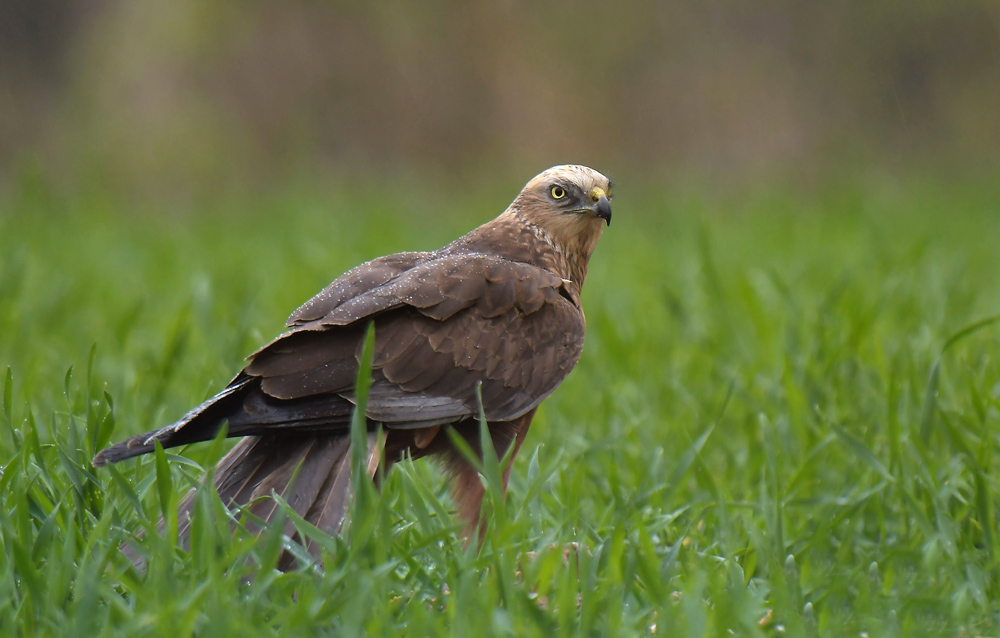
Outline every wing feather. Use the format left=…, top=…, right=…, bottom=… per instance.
left=136, top=250, right=585, bottom=446
left=288, top=252, right=430, bottom=326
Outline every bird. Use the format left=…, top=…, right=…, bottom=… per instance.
left=94, top=164, right=612, bottom=567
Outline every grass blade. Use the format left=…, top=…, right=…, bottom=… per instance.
left=830, top=423, right=894, bottom=483
left=920, top=313, right=1000, bottom=440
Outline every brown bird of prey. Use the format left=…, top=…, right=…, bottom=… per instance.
left=94, top=164, right=612, bottom=562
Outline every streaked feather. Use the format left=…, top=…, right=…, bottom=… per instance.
left=96, top=164, right=611, bottom=571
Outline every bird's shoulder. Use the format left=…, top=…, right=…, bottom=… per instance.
left=286, top=236, right=578, bottom=331
left=246, top=241, right=586, bottom=420
left=287, top=251, right=433, bottom=327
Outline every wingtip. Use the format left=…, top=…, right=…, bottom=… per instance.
left=91, top=436, right=156, bottom=467
left=92, top=445, right=123, bottom=467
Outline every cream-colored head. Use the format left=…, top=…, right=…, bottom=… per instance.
left=511, top=164, right=613, bottom=260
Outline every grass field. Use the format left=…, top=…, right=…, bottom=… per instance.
left=1, top=172, right=999, bottom=636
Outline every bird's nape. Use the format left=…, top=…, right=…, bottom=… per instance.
left=95, top=165, right=612, bottom=569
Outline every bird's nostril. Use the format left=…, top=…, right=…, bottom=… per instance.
left=589, top=187, right=608, bottom=202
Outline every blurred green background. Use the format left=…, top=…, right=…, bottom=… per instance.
left=2, top=0, right=999, bottom=200
left=3, top=3, right=1000, bottom=635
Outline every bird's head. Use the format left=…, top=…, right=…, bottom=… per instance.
left=512, top=164, right=613, bottom=259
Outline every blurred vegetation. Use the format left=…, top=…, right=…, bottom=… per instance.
left=2, top=0, right=1000, bottom=202
left=2, top=175, right=1000, bottom=635
left=2, top=2, right=1000, bottom=635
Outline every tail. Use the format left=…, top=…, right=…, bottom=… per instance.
left=128, top=431, right=382, bottom=572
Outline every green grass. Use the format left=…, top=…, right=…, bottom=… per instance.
left=1, top=172, right=1000, bottom=636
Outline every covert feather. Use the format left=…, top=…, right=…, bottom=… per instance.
left=95, top=165, right=613, bottom=566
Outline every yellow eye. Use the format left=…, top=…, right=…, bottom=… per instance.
left=551, top=186, right=566, bottom=199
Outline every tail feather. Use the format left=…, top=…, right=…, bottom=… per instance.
left=243, top=436, right=340, bottom=541
left=303, top=440, right=357, bottom=556
left=131, top=431, right=380, bottom=571
left=113, top=410, right=534, bottom=572
left=174, top=436, right=275, bottom=548
left=215, top=436, right=279, bottom=507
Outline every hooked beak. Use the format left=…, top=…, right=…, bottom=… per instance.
left=588, top=187, right=612, bottom=226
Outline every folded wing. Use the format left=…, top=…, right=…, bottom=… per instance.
left=93, top=250, right=584, bottom=466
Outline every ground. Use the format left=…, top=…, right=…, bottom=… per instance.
left=1, top=172, right=999, bottom=636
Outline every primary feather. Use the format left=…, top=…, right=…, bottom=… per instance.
left=95, top=164, right=612, bottom=566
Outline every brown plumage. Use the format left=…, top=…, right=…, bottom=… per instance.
left=94, top=165, right=612, bottom=565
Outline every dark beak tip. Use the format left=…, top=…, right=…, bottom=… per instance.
left=596, top=195, right=612, bottom=226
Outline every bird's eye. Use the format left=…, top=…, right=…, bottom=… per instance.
left=551, top=186, right=566, bottom=199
